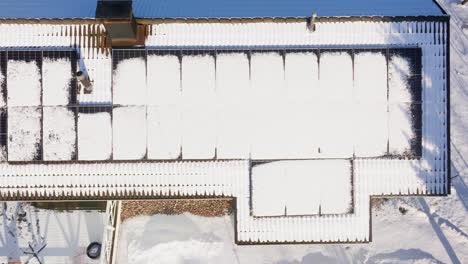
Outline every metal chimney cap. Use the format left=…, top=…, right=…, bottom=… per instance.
left=96, top=1, right=133, bottom=20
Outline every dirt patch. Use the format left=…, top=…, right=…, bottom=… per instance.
left=371, top=197, right=388, bottom=212
left=120, top=199, right=234, bottom=222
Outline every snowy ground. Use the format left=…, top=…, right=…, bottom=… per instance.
left=0, top=202, right=105, bottom=264
left=117, top=193, right=468, bottom=264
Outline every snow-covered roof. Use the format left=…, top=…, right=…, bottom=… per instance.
left=0, top=19, right=449, bottom=244
left=0, top=0, right=445, bottom=19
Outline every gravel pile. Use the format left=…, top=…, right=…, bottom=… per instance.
left=120, top=199, right=234, bottom=222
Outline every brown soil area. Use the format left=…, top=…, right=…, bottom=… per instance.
left=371, top=197, right=388, bottom=211
left=120, top=199, right=234, bottom=222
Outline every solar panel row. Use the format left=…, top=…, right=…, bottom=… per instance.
left=0, top=48, right=422, bottom=162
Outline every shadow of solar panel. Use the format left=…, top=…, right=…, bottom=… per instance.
left=112, top=49, right=146, bottom=71
left=389, top=48, right=422, bottom=103
left=147, top=49, right=181, bottom=57
left=0, top=51, right=6, bottom=106
left=76, top=105, right=112, bottom=114
left=7, top=50, right=42, bottom=64
left=409, top=103, right=423, bottom=157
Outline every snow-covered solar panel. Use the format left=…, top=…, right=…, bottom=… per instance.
left=252, top=160, right=353, bottom=216
left=0, top=48, right=422, bottom=163
left=77, top=106, right=112, bottom=161
left=43, top=106, right=76, bottom=161
left=180, top=52, right=217, bottom=159
left=42, top=51, right=77, bottom=106
left=146, top=51, right=182, bottom=159
left=1, top=50, right=78, bottom=162
left=216, top=52, right=250, bottom=159
left=112, top=49, right=147, bottom=105
left=0, top=52, right=5, bottom=161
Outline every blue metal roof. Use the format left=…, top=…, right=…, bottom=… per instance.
left=133, top=0, right=445, bottom=18
left=0, top=0, right=444, bottom=19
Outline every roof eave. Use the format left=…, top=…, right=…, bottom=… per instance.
left=0, top=15, right=450, bottom=25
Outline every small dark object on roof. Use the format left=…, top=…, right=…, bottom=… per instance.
left=398, top=206, right=408, bottom=215
left=87, top=242, right=102, bottom=259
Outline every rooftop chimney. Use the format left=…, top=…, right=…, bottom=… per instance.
left=95, top=0, right=145, bottom=47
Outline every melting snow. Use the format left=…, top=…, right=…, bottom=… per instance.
left=43, top=106, right=76, bottom=161
left=389, top=55, right=414, bottom=103
left=389, top=103, right=415, bottom=154
left=7, top=60, right=41, bottom=107
left=42, top=58, right=72, bottom=106
left=7, top=107, right=41, bottom=161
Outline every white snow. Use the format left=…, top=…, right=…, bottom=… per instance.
left=354, top=52, right=388, bottom=103
left=0, top=202, right=105, bottom=264
left=181, top=55, right=216, bottom=159
left=77, top=111, right=112, bottom=160
left=353, top=52, right=389, bottom=157
left=113, top=57, right=147, bottom=105
left=319, top=52, right=353, bottom=102
left=42, top=58, right=72, bottom=106
left=147, top=55, right=181, bottom=106
left=250, top=52, right=285, bottom=159
left=0, top=145, right=5, bottom=162
left=113, top=106, right=147, bottom=160
left=216, top=53, right=250, bottom=159
left=317, top=52, right=354, bottom=157
left=7, top=107, right=41, bottom=161
left=116, top=195, right=468, bottom=264
left=0, top=63, right=4, bottom=107
left=389, top=103, right=415, bottom=154
left=146, top=55, right=181, bottom=159
left=147, top=105, right=181, bottom=159
left=354, top=103, right=389, bottom=156
left=43, top=106, right=76, bottom=161
left=284, top=51, right=318, bottom=144
left=252, top=160, right=352, bottom=216
left=7, top=60, right=41, bottom=107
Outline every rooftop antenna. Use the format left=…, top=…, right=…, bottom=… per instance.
left=307, top=13, right=317, bottom=32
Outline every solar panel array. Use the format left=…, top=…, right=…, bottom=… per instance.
left=0, top=48, right=422, bottom=162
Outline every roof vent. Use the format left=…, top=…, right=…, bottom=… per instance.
left=96, top=0, right=144, bottom=47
